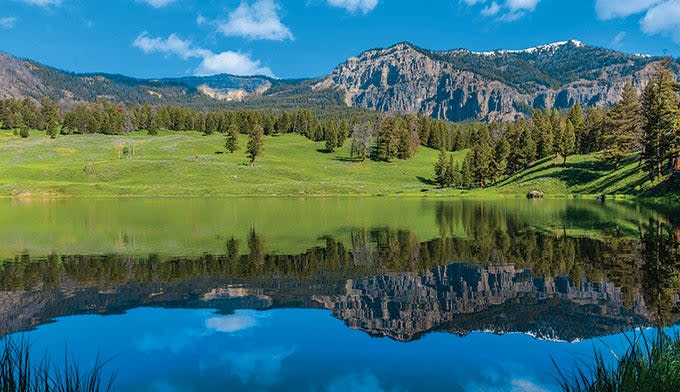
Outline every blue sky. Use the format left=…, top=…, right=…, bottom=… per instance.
left=1, top=0, right=679, bottom=79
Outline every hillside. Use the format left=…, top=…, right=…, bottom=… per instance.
left=0, top=129, right=675, bottom=199
left=1, top=41, right=677, bottom=121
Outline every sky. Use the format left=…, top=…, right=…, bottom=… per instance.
left=0, top=0, right=679, bottom=79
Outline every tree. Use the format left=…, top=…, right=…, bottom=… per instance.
left=581, top=106, right=606, bottom=154
left=533, top=110, right=554, bottom=158
left=40, top=98, right=60, bottom=139
left=556, top=119, right=576, bottom=165
left=469, top=127, right=494, bottom=187
left=226, top=123, right=239, bottom=153
left=568, top=102, right=585, bottom=152
left=602, top=82, right=642, bottom=167
left=444, top=155, right=456, bottom=187
left=434, top=149, right=448, bottom=187
left=246, top=124, right=264, bottom=165
left=491, top=137, right=510, bottom=182
left=641, top=67, right=680, bottom=178
left=350, top=123, right=373, bottom=161
left=325, top=125, right=338, bottom=153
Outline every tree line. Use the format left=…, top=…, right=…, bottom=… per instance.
left=434, top=65, right=680, bottom=188
left=0, top=97, right=480, bottom=162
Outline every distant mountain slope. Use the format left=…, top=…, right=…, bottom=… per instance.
left=1, top=40, right=677, bottom=120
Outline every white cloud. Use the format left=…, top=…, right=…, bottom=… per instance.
left=595, top=0, right=680, bottom=45
left=481, top=2, right=501, bottom=16
left=137, top=0, right=175, bottom=8
left=216, top=0, right=293, bottom=41
left=611, top=31, right=626, bottom=47
left=132, top=32, right=274, bottom=77
left=15, top=0, right=61, bottom=6
left=205, top=315, right=257, bottom=333
left=506, top=0, right=540, bottom=11
left=640, top=0, right=680, bottom=43
left=326, top=0, right=379, bottom=14
left=462, top=0, right=541, bottom=21
left=0, top=17, right=17, bottom=29
left=595, top=0, right=662, bottom=20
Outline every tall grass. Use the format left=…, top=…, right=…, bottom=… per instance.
left=0, top=337, right=115, bottom=392
left=556, top=331, right=680, bottom=392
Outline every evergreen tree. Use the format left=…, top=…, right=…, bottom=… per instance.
left=325, top=126, right=338, bottom=153
left=445, top=155, right=456, bottom=187
left=460, top=154, right=473, bottom=188
left=533, top=110, right=554, bottom=158
left=602, top=82, right=642, bottom=167
left=641, top=67, right=680, bottom=177
left=225, top=123, right=239, bottom=153
left=492, top=137, right=510, bottom=182
left=581, top=106, right=606, bottom=154
left=556, top=119, right=576, bottom=165
left=568, top=102, right=585, bottom=152
left=469, top=127, right=494, bottom=187
left=434, top=149, right=448, bottom=187
left=246, top=124, right=264, bottom=165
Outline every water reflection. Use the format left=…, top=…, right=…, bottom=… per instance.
left=2, top=201, right=678, bottom=342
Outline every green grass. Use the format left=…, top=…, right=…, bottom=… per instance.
left=1, top=130, right=677, bottom=199
left=1, top=337, right=114, bottom=392
left=0, top=130, right=463, bottom=197
left=490, top=153, right=678, bottom=198
left=557, top=331, right=680, bottom=392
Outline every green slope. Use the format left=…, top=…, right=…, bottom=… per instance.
left=487, top=153, right=679, bottom=199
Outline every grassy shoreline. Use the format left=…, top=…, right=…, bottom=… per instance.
left=2, top=130, right=677, bottom=199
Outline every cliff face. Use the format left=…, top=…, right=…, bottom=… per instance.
left=314, top=264, right=649, bottom=342
left=315, top=41, right=674, bottom=121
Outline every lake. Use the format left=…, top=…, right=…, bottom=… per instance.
left=1, top=198, right=679, bottom=391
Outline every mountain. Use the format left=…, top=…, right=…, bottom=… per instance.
left=317, top=40, right=677, bottom=121
left=0, top=40, right=677, bottom=120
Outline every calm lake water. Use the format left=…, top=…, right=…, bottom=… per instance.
left=1, top=198, right=679, bottom=392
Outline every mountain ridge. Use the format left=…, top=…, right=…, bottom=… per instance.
left=1, top=40, right=677, bottom=121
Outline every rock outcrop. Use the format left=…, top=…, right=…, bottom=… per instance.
left=316, top=41, right=675, bottom=121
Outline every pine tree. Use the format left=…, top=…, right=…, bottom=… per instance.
left=246, top=124, right=264, bottom=165
left=470, top=127, right=494, bottom=187
left=581, top=107, right=606, bottom=154
left=533, top=110, right=554, bottom=158
left=641, top=67, right=680, bottom=178
left=556, top=119, right=576, bottom=165
left=492, top=137, right=510, bottom=182
left=325, top=126, right=338, bottom=153
left=225, top=123, right=239, bottom=153
left=568, top=102, right=585, bottom=152
left=434, top=149, right=448, bottom=187
left=444, top=155, right=456, bottom=187
left=460, top=154, right=473, bottom=188
left=602, top=82, right=642, bottom=167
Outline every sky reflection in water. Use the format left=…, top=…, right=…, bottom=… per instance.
left=15, top=307, right=676, bottom=392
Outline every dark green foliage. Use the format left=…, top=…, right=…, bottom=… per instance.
left=247, top=124, right=264, bottom=165
left=556, top=119, right=576, bottom=165
left=469, top=127, right=495, bottom=187
left=18, top=126, right=29, bottom=139
left=641, top=66, right=680, bottom=178
left=434, top=149, right=448, bottom=187
left=602, top=83, right=642, bottom=167
left=225, top=123, right=239, bottom=153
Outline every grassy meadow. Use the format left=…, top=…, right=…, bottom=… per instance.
left=0, top=129, right=677, bottom=198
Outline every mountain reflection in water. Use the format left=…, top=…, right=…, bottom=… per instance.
left=2, top=201, right=678, bottom=342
